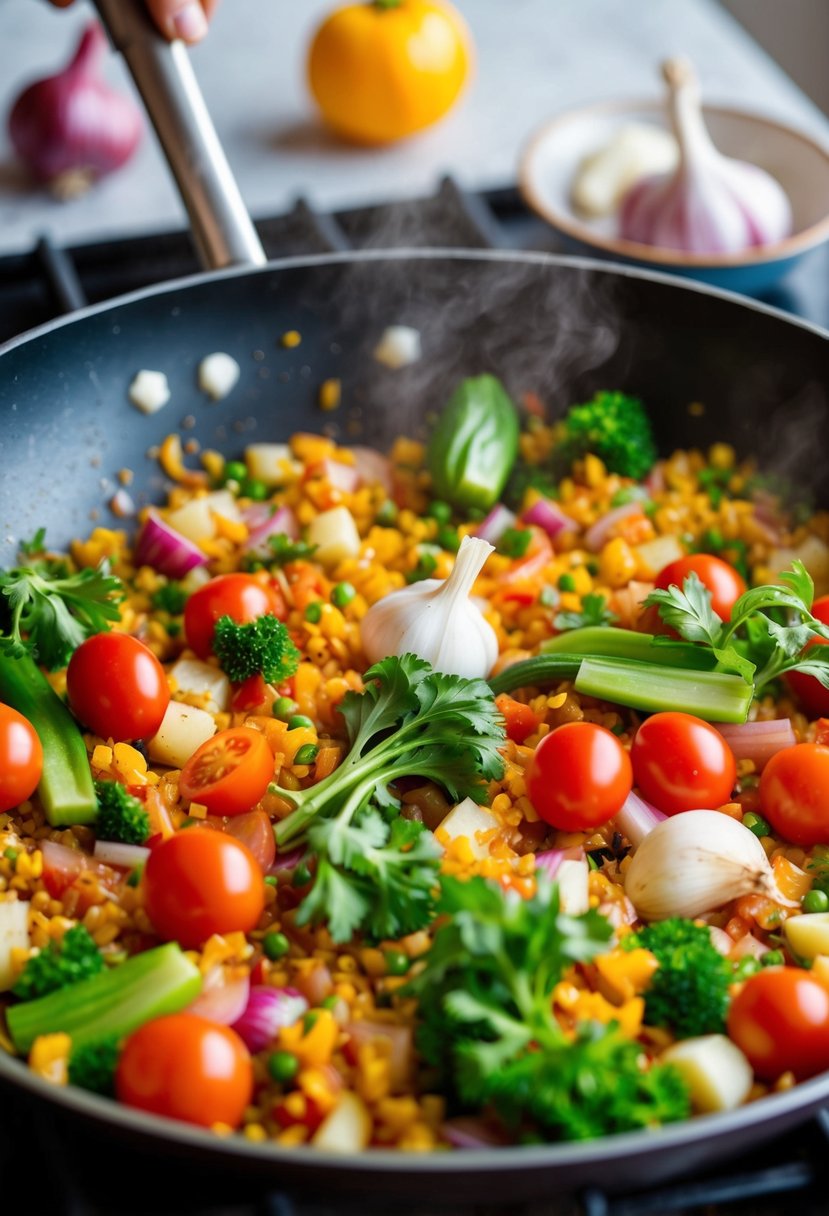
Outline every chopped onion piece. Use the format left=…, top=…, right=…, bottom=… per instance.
left=242, top=506, right=299, bottom=558
left=349, top=447, right=393, bottom=493
left=133, top=511, right=208, bottom=578
left=169, top=658, right=231, bottom=714
left=535, top=845, right=585, bottom=879
left=93, top=841, right=151, bottom=869
left=615, top=790, right=667, bottom=847
left=231, top=985, right=308, bottom=1053
left=109, top=488, right=136, bottom=519
left=522, top=498, right=576, bottom=541
left=584, top=501, right=643, bottom=552
left=473, top=505, right=516, bottom=545
left=373, top=325, right=421, bottom=369
left=319, top=459, right=360, bottom=494
left=0, top=901, right=29, bottom=992
left=128, top=369, right=170, bottom=414
left=189, top=971, right=250, bottom=1025
left=716, top=720, right=796, bottom=770
left=197, top=352, right=240, bottom=401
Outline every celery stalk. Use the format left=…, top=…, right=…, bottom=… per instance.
left=6, top=943, right=201, bottom=1054
left=488, top=655, right=582, bottom=697
left=574, top=658, right=752, bottom=724
left=540, top=626, right=718, bottom=670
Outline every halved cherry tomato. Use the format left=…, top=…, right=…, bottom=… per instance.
left=179, top=727, right=274, bottom=817
left=224, top=808, right=276, bottom=873
left=759, top=742, right=829, bottom=846
left=117, top=1014, right=252, bottom=1127
left=231, top=673, right=269, bottom=712
left=655, top=554, right=746, bottom=622
left=0, top=703, right=42, bottom=813
left=727, top=968, right=829, bottom=1079
left=184, top=574, right=285, bottom=659
left=526, top=722, right=632, bottom=831
left=66, top=633, right=169, bottom=742
left=630, top=712, right=736, bottom=815
left=495, top=694, right=539, bottom=745
left=785, top=595, right=829, bottom=717
left=144, top=827, right=265, bottom=947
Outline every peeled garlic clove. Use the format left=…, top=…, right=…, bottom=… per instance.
left=571, top=122, right=678, bottom=218
left=624, top=808, right=794, bottom=921
left=619, top=58, right=791, bottom=254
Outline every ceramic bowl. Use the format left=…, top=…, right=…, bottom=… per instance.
left=519, top=98, right=829, bottom=295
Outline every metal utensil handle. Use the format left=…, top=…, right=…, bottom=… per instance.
left=93, top=0, right=266, bottom=270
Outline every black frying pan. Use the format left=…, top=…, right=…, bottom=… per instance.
left=1, top=2, right=829, bottom=1203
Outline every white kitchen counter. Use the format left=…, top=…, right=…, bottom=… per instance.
left=1, top=0, right=828, bottom=255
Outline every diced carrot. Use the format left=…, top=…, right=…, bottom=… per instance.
left=495, top=694, right=539, bottom=744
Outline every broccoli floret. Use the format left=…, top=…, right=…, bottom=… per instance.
left=12, top=924, right=104, bottom=1001
left=554, top=391, right=657, bottom=480
left=150, top=581, right=188, bottom=615
left=68, top=1036, right=120, bottom=1096
left=625, top=917, right=731, bottom=1039
left=94, top=780, right=150, bottom=845
left=212, top=613, right=300, bottom=684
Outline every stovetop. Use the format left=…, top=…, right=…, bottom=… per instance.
left=1, top=178, right=828, bottom=1215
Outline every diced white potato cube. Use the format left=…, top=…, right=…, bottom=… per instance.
left=197, top=352, right=240, bottom=401
left=169, top=659, right=231, bottom=714
left=129, top=370, right=170, bottom=414
left=373, top=326, right=422, bottom=370
left=203, top=490, right=242, bottom=524
left=180, top=564, right=212, bottom=594
left=311, top=1092, right=371, bottom=1153
left=438, top=797, right=499, bottom=860
left=557, top=858, right=589, bottom=915
left=167, top=498, right=216, bottom=545
left=784, top=912, right=829, bottom=960
left=662, top=1035, right=753, bottom=1113
left=0, top=900, right=30, bottom=992
left=307, top=506, right=361, bottom=568
left=147, top=701, right=216, bottom=769
left=245, top=444, right=301, bottom=487
left=634, top=534, right=685, bottom=578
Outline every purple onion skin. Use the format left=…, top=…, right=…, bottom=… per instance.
left=231, top=986, right=308, bottom=1054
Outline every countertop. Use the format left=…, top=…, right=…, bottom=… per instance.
left=1, top=0, right=829, bottom=256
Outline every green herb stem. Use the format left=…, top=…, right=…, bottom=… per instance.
left=575, top=658, right=752, bottom=723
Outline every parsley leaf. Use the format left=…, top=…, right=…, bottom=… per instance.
left=256, top=534, right=318, bottom=568
left=554, top=593, right=617, bottom=632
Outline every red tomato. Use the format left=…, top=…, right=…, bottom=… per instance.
left=231, top=673, right=269, bottom=712
left=494, top=694, right=539, bottom=744
left=66, top=633, right=169, bottom=742
left=630, top=712, right=736, bottom=815
left=184, top=573, right=285, bottom=659
left=525, top=722, right=632, bottom=831
left=727, top=968, right=829, bottom=1079
left=786, top=595, right=829, bottom=717
left=759, top=743, right=829, bottom=846
left=144, top=828, right=265, bottom=948
left=224, top=808, right=276, bottom=872
left=655, top=554, right=746, bottom=622
left=116, top=1014, right=252, bottom=1127
left=179, top=727, right=274, bottom=816
left=0, top=703, right=42, bottom=813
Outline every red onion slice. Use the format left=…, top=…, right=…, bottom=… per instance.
left=522, top=498, right=577, bottom=542
left=93, top=841, right=150, bottom=869
left=615, top=791, right=667, bottom=847
left=349, top=447, right=393, bottom=494
left=716, top=720, right=796, bottom=770
left=189, top=971, right=251, bottom=1026
left=535, top=845, right=585, bottom=879
left=134, top=511, right=208, bottom=578
left=242, top=506, right=298, bottom=558
left=584, top=501, right=644, bottom=553
left=473, top=504, right=516, bottom=545
left=231, top=985, right=308, bottom=1053
left=320, top=459, right=360, bottom=494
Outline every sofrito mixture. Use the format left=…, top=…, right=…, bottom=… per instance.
left=2, top=377, right=829, bottom=1152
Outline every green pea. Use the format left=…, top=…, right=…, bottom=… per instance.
left=3, top=847, right=19, bottom=862
left=558, top=573, right=576, bottom=592
left=263, top=930, right=290, bottom=960
left=376, top=501, right=398, bottom=526
left=331, top=582, right=356, bottom=609
left=264, top=875, right=278, bottom=887
left=427, top=501, right=452, bottom=524
left=268, top=1051, right=299, bottom=1084
left=304, top=602, right=322, bottom=624
left=272, top=696, right=298, bottom=720
left=742, top=812, right=771, bottom=838
left=223, top=460, right=247, bottom=484
left=384, top=950, right=410, bottom=977
left=241, top=478, right=268, bottom=501
left=802, top=888, right=829, bottom=914
left=288, top=714, right=314, bottom=730
left=761, top=949, right=785, bottom=967
left=436, top=525, right=460, bottom=552
left=293, top=744, right=319, bottom=766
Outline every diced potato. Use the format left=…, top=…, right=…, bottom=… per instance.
left=373, top=326, right=422, bottom=370
left=662, top=1035, right=753, bottom=1113
left=311, top=1091, right=371, bottom=1153
left=438, top=797, right=499, bottom=860
left=167, top=498, right=216, bottom=545
left=307, top=507, right=361, bottom=568
left=557, top=858, right=589, bottom=915
left=128, top=369, right=170, bottom=414
left=784, top=911, right=829, bottom=960
left=203, top=490, right=242, bottom=524
left=147, top=701, right=216, bottom=769
left=245, top=443, right=301, bottom=487
left=169, top=659, right=231, bottom=714
left=0, top=900, right=30, bottom=992
left=197, top=352, right=240, bottom=401
left=180, top=565, right=212, bottom=594
left=634, top=534, right=685, bottom=578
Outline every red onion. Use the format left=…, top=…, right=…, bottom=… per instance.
left=9, top=22, right=142, bottom=194
left=614, top=790, right=667, bottom=847
left=535, top=845, right=585, bottom=879
left=320, top=459, right=360, bottom=494
left=473, top=504, right=516, bottom=545
left=716, top=720, right=796, bottom=770
left=241, top=502, right=274, bottom=530
left=93, top=841, right=150, bottom=870
left=231, top=986, right=308, bottom=1053
left=584, top=501, right=644, bottom=553
left=730, top=933, right=769, bottom=962
left=189, top=971, right=251, bottom=1026
left=268, top=846, right=305, bottom=875
left=441, top=1118, right=507, bottom=1149
left=242, top=506, right=299, bottom=558
left=522, top=498, right=576, bottom=542
left=644, top=463, right=666, bottom=495
left=134, top=511, right=208, bottom=578
left=348, top=447, right=393, bottom=494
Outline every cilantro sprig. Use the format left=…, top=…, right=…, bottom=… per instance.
left=554, top=593, right=617, bottom=632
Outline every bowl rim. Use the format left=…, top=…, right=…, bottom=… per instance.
left=519, top=95, right=829, bottom=268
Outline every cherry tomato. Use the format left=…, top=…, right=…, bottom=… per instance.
left=630, top=712, right=736, bottom=815
left=759, top=743, right=829, bottom=846
left=0, top=703, right=42, bottom=813
left=727, top=968, right=829, bottom=1079
left=184, top=574, right=284, bottom=659
left=655, top=554, right=746, bottom=622
left=785, top=595, right=829, bottom=717
left=179, top=727, right=274, bottom=817
left=525, top=722, right=632, bottom=831
left=66, top=632, right=169, bottom=742
left=224, top=808, right=276, bottom=873
left=144, top=828, right=265, bottom=948
left=494, top=694, right=539, bottom=745
left=116, top=1014, right=253, bottom=1127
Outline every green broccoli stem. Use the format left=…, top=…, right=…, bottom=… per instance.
left=540, top=626, right=718, bottom=670
left=6, top=943, right=201, bottom=1054
left=0, top=652, right=97, bottom=826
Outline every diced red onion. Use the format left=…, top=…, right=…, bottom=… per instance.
left=716, top=720, right=796, bottom=770
left=349, top=447, right=393, bottom=494
left=522, top=498, right=576, bottom=542
left=709, top=926, right=734, bottom=957
left=473, top=504, right=516, bottom=545
left=189, top=971, right=251, bottom=1026
left=320, top=459, right=360, bottom=494
left=584, top=501, right=644, bottom=553
left=729, top=933, right=769, bottom=962
left=134, top=510, right=208, bottom=578
left=441, top=1118, right=507, bottom=1149
left=241, top=502, right=274, bottom=529
left=93, top=841, right=150, bottom=869
left=231, top=985, right=308, bottom=1053
left=268, top=846, right=304, bottom=875
left=535, top=845, right=585, bottom=879
left=242, top=506, right=299, bottom=558
left=614, top=791, right=667, bottom=848
left=644, top=464, right=665, bottom=495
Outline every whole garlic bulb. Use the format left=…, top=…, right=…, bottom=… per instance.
left=619, top=58, right=792, bottom=255
left=360, top=535, right=498, bottom=679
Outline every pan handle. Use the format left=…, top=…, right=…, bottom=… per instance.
left=92, top=0, right=267, bottom=271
